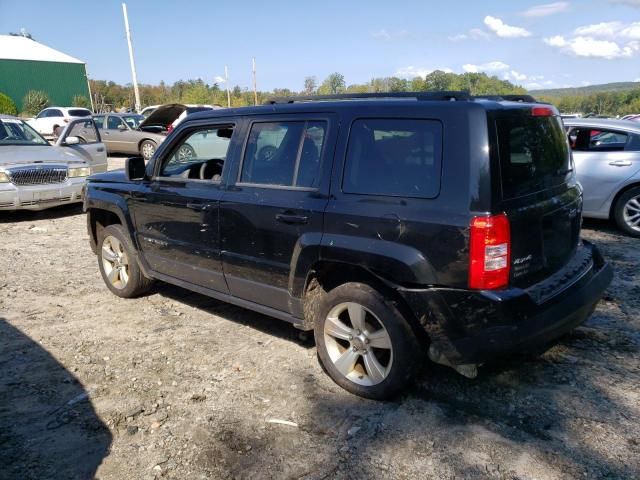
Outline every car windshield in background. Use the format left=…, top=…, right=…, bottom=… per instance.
left=0, top=119, right=49, bottom=146
left=123, top=115, right=144, bottom=129
left=68, top=109, right=92, bottom=117
left=496, top=115, right=570, bottom=199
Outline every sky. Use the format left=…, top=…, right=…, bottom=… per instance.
left=1, top=0, right=639, bottom=91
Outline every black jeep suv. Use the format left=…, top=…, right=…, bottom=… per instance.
left=84, top=92, right=612, bottom=399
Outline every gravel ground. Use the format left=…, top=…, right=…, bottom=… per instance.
left=0, top=166, right=638, bottom=479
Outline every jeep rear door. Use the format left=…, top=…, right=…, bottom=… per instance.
left=219, top=114, right=336, bottom=316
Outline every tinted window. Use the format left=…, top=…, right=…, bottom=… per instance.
left=123, top=115, right=143, bottom=129
left=66, top=120, right=99, bottom=143
left=240, top=121, right=326, bottom=187
left=107, top=116, right=126, bottom=130
left=569, top=127, right=628, bottom=152
left=48, top=109, right=63, bottom=117
left=343, top=118, right=442, bottom=198
left=497, top=115, right=570, bottom=199
left=160, top=126, right=233, bottom=181
left=68, top=109, right=91, bottom=117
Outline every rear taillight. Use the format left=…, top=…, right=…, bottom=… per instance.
left=468, top=213, right=511, bottom=290
left=167, top=124, right=174, bottom=133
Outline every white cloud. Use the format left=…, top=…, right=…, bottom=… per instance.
left=581, top=80, right=592, bottom=86
left=463, top=61, right=510, bottom=73
left=525, top=82, right=544, bottom=90
left=505, top=70, right=528, bottom=81
left=574, top=21, right=624, bottom=37
left=448, top=28, right=490, bottom=42
left=484, top=16, right=532, bottom=38
left=609, top=0, right=640, bottom=6
left=521, top=2, right=569, bottom=17
left=544, top=35, right=636, bottom=58
left=214, top=75, right=226, bottom=83
left=394, top=66, right=453, bottom=78
left=372, top=29, right=410, bottom=41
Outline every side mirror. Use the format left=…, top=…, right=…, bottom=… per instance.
left=64, top=136, right=80, bottom=145
left=126, top=156, right=146, bottom=181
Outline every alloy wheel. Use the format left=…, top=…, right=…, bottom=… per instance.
left=623, top=195, right=640, bottom=233
left=142, top=142, right=155, bottom=160
left=323, top=302, right=393, bottom=386
left=101, top=235, right=130, bottom=289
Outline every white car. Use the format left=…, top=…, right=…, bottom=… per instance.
left=27, top=106, right=92, bottom=137
left=0, top=115, right=106, bottom=211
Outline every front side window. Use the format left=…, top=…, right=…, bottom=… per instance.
left=107, top=116, right=126, bottom=130
left=48, top=109, right=63, bottom=117
left=569, top=127, right=628, bottom=152
left=66, top=120, right=99, bottom=143
left=343, top=118, right=442, bottom=198
left=123, top=115, right=144, bottom=129
left=240, top=121, right=326, bottom=187
left=160, top=125, right=233, bottom=181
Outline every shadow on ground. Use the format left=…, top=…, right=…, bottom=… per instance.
left=0, top=203, right=83, bottom=224
left=0, top=318, right=111, bottom=480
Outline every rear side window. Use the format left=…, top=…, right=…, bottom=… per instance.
left=496, top=115, right=570, bottom=199
left=343, top=118, right=442, bottom=198
left=93, top=115, right=105, bottom=129
left=240, top=121, right=326, bottom=187
left=68, top=109, right=91, bottom=117
left=568, top=128, right=628, bottom=152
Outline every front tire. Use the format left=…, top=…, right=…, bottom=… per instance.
left=613, top=186, right=640, bottom=237
left=140, top=140, right=156, bottom=161
left=314, top=282, right=419, bottom=400
left=97, top=224, right=153, bottom=298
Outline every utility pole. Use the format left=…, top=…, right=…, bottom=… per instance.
left=225, top=65, right=231, bottom=108
left=252, top=57, right=258, bottom=105
left=85, top=70, right=95, bottom=112
left=122, top=3, right=141, bottom=112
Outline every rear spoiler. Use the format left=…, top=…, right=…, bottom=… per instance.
left=474, top=94, right=538, bottom=103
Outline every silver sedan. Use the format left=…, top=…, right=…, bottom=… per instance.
left=565, top=118, right=640, bottom=236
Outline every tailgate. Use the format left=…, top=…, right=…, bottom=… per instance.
left=492, top=107, right=582, bottom=288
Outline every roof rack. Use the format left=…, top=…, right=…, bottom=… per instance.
left=474, top=94, right=538, bottom=103
left=264, top=91, right=470, bottom=105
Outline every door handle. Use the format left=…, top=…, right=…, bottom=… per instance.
left=97, top=147, right=105, bottom=152
left=609, top=160, right=632, bottom=167
left=276, top=213, right=309, bottom=224
left=186, top=202, right=210, bottom=211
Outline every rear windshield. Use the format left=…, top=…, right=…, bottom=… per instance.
left=496, top=115, right=570, bottom=199
left=69, top=109, right=91, bottom=117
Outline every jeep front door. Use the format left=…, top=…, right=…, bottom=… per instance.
left=130, top=123, right=238, bottom=293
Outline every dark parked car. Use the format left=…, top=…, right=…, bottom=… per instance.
left=84, top=92, right=612, bottom=399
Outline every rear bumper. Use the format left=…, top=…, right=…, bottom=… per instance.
left=399, top=240, right=613, bottom=365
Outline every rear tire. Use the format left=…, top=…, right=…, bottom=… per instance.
left=140, top=140, right=156, bottom=161
left=314, top=282, right=419, bottom=400
left=97, top=224, right=153, bottom=298
left=613, top=186, right=640, bottom=237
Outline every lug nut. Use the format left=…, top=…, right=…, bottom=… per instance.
left=348, top=335, right=353, bottom=340
left=352, top=346, right=358, bottom=352
left=365, top=339, right=370, bottom=344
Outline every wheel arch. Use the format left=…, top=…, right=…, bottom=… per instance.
left=609, top=181, right=640, bottom=219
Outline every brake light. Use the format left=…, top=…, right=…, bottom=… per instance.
left=468, top=213, right=510, bottom=290
left=167, top=124, right=174, bottom=133
left=531, top=106, right=554, bottom=117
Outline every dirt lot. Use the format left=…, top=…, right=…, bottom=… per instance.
left=1, top=181, right=639, bottom=479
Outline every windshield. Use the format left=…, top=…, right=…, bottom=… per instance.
left=123, top=115, right=144, bottom=129
left=496, top=114, right=570, bottom=199
left=0, top=119, right=49, bottom=146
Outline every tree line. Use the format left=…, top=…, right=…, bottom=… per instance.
left=87, top=70, right=527, bottom=112
left=537, top=90, right=640, bottom=117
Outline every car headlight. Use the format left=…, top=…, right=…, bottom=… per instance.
left=0, top=172, right=10, bottom=183
left=68, top=167, right=91, bottom=178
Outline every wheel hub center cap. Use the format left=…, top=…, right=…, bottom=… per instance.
left=351, top=333, right=368, bottom=351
